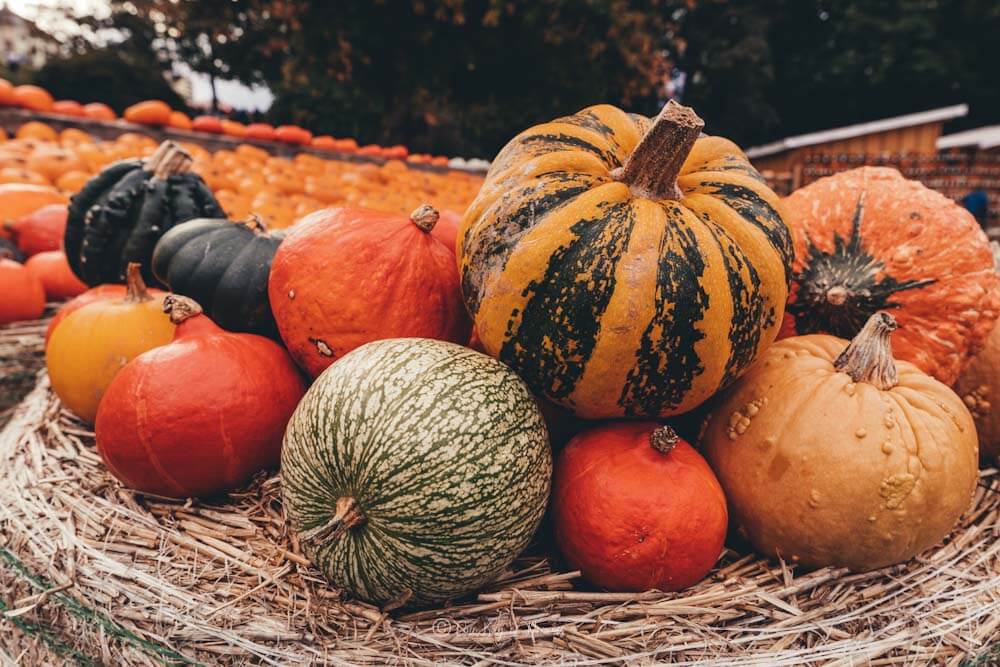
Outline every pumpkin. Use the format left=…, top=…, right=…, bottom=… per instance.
left=275, top=125, right=309, bottom=144
left=281, top=337, right=551, bottom=607
left=52, top=100, right=85, bottom=117
left=0, top=184, right=67, bottom=225
left=46, top=263, right=175, bottom=423
left=244, top=123, right=276, bottom=141
left=779, top=166, right=1000, bottom=385
left=458, top=101, right=793, bottom=419
left=59, top=128, right=94, bottom=147
left=168, top=111, right=193, bottom=130
left=954, top=242, right=1000, bottom=466
left=13, top=85, right=54, bottom=112
left=553, top=422, right=727, bottom=591
left=269, top=204, right=471, bottom=377
left=152, top=216, right=284, bottom=338
left=0, top=258, right=45, bottom=324
left=124, top=100, right=172, bottom=126
left=192, top=115, right=223, bottom=134
left=83, top=102, right=116, bottom=121
left=4, top=204, right=67, bottom=256
left=25, top=251, right=87, bottom=300
left=64, top=140, right=225, bottom=286
left=702, top=312, right=978, bottom=571
left=0, top=78, right=14, bottom=106
left=220, top=120, right=246, bottom=138
left=15, top=121, right=57, bottom=143
left=432, top=209, right=461, bottom=254
left=45, top=283, right=166, bottom=344
left=0, top=238, right=25, bottom=262
left=311, top=135, right=337, bottom=151
left=95, top=295, right=305, bottom=498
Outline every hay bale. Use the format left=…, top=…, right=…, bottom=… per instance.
left=1, top=334, right=998, bottom=664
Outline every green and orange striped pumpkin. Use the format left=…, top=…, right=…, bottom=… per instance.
left=281, top=338, right=551, bottom=607
left=458, top=101, right=793, bottom=418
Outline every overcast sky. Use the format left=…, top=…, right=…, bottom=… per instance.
left=5, top=0, right=274, bottom=111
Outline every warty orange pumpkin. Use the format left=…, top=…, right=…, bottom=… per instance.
left=458, top=101, right=793, bottom=418
left=779, top=166, right=1000, bottom=385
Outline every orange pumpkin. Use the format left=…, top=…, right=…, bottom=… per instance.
left=0, top=78, right=14, bottom=106
left=82, top=102, right=116, bottom=121
left=0, top=184, right=67, bottom=227
left=15, top=121, right=58, bottom=143
left=45, top=283, right=166, bottom=344
left=52, top=100, right=85, bottom=117
left=334, top=138, right=358, bottom=153
left=45, top=263, right=175, bottom=423
left=780, top=166, right=1000, bottom=384
left=0, top=258, right=46, bottom=324
left=244, top=123, right=276, bottom=141
left=275, top=125, right=309, bottom=144
left=168, top=110, right=193, bottom=130
left=553, top=422, right=727, bottom=591
left=221, top=119, right=246, bottom=138
left=55, top=171, right=91, bottom=193
left=269, top=204, right=472, bottom=376
left=26, top=149, right=85, bottom=182
left=0, top=167, right=48, bottom=186
left=431, top=209, right=461, bottom=254
left=124, top=100, right=172, bottom=126
left=192, top=115, right=224, bottom=133
left=5, top=203, right=67, bottom=256
left=59, top=128, right=93, bottom=146
left=24, top=250, right=87, bottom=300
left=311, top=135, right=337, bottom=151
left=13, top=85, right=54, bottom=112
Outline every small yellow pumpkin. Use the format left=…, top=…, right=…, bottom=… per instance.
left=702, top=312, right=978, bottom=571
left=46, top=263, right=175, bottom=423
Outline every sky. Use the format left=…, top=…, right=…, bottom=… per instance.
left=4, top=0, right=275, bottom=111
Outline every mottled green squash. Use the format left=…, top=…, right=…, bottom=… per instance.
left=281, top=338, right=551, bottom=608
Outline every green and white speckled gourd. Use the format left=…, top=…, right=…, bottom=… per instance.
left=281, top=338, right=552, bottom=608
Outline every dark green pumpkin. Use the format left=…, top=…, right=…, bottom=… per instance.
left=65, top=141, right=224, bottom=287
left=152, top=217, right=285, bottom=339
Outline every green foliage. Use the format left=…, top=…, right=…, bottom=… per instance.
left=32, top=50, right=187, bottom=113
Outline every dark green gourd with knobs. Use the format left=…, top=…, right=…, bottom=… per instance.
left=64, top=141, right=225, bottom=287
left=281, top=337, right=552, bottom=608
left=152, top=216, right=285, bottom=339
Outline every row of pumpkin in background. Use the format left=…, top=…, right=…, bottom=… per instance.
left=0, top=79, right=476, bottom=166
left=1, top=99, right=998, bottom=610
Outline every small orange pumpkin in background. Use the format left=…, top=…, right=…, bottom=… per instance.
left=780, top=166, right=1000, bottom=384
left=0, top=78, right=14, bottom=106
left=0, top=258, right=46, bottom=324
left=168, top=110, right=193, bottom=130
left=311, top=135, right=337, bottom=151
left=24, top=250, right=87, bottom=300
left=269, top=203, right=471, bottom=377
left=4, top=203, right=67, bottom=256
left=52, top=100, right=85, bottom=117
left=59, top=128, right=93, bottom=146
left=0, top=184, right=67, bottom=225
left=275, top=125, right=308, bottom=144
left=192, top=115, right=224, bottom=133
left=221, top=119, right=246, bottom=138
left=82, top=102, right=116, bottom=121
left=26, top=148, right=85, bottom=183
left=13, top=85, right=54, bottom=112
left=56, top=170, right=91, bottom=193
left=0, top=167, right=48, bottom=186
left=46, top=263, right=175, bottom=423
left=553, top=422, right=728, bottom=592
left=15, top=121, right=58, bottom=143
left=124, top=100, right=172, bottom=126
left=244, top=123, right=276, bottom=141
left=95, top=295, right=306, bottom=499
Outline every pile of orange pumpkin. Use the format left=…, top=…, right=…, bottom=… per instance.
left=2, top=99, right=999, bottom=612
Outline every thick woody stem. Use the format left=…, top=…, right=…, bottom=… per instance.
left=145, top=141, right=193, bottom=179
left=833, top=311, right=899, bottom=390
left=240, top=214, right=269, bottom=234
left=620, top=100, right=704, bottom=201
left=123, top=262, right=153, bottom=303
left=649, top=425, right=680, bottom=455
left=410, top=204, right=440, bottom=232
left=162, top=294, right=204, bottom=324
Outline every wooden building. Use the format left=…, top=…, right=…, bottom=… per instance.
left=746, top=104, right=969, bottom=187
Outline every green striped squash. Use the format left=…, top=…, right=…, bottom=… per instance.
left=457, top=101, right=793, bottom=419
left=281, top=338, right=551, bottom=608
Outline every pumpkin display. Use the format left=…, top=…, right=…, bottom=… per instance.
left=124, top=100, right=172, bottom=126
left=44, top=283, right=166, bottom=344
left=702, top=312, right=978, bottom=571
left=95, top=295, right=305, bottom=498
left=64, top=140, right=225, bottom=286
left=46, top=263, right=175, bottom=423
left=4, top=204, right=67, bottom=256
left=269, top=204, right=471, bottom=377
left=0, top=258, right=45, bottom=324
left=779, top=166, right=1000, bottom=385
left=281, top=337, right=551, bottom=607
left=458, top=101, right=793, bottom=419
left=954, top=242, right=1000, bottom=466
left=552, top=422, right=727, bottom=591
left=24, top=251, right=87, bottom=300
left=152, top=216, right=284, bottom=338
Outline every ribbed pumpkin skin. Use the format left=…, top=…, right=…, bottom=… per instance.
left=281, top=338, right=551, bottom=608
left=152, top=218, right=284, bottom=338
left=458, top=104, right=792, bottom=419
left=780, top=167, right=1000, bottom=385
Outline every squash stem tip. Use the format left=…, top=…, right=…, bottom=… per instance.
left=162, top=294, right=204, bottom=324
left=620, top=99, right=704, bottom=201
left=833, top=311, right=899, bottom=390
left=299, top=496, right=366, bottom=547
left=123, top=262, right=153, bottom=303
left=145, top=140, right=193, bottom=179
left=410, top=203, right=440, bottom=232
left=650, top=425, right=679, bottom=455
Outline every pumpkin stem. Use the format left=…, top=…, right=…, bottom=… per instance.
left=241, top=214, right=269, bottom=234
left=123, top=262, right=153, bottom=303
left=145, top=141, right=193, bottom=179
left=162, top=294, right=204, bottom=324
left=833, top=311, right=899, bottom=390
left=299, top=496, right=366, bottom=547
left=409, top=203, right=439, bottom=232
left=619, top=100, right=704, bottom=201
left=649, top=425, right=679, bottom=455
